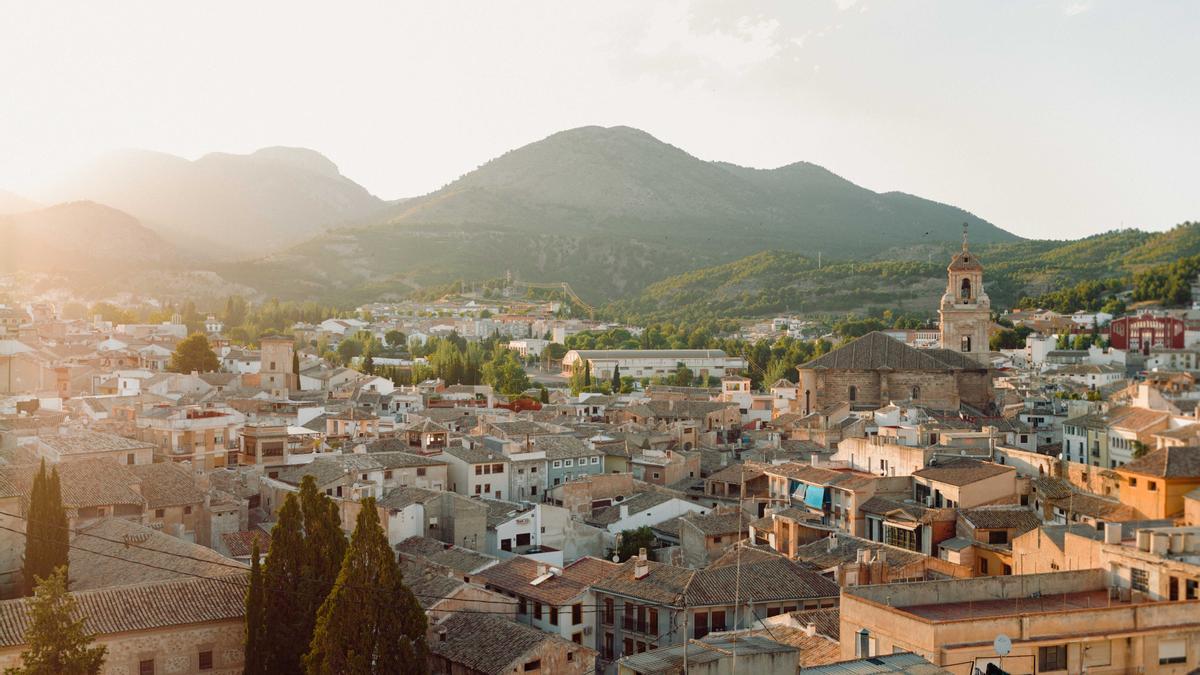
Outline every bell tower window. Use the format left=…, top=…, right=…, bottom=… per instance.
left=960, top=278, right=971, bottom=300
left=961, top=336, right=972, bottom=352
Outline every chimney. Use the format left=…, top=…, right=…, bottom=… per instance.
left=856, top=549, right=869, bottom=563
left=1103, top=522, right=1121, bottom=545
left=810, top=454, right=818, bottom=466
left=826, top=533, right=837, bottom=552
left=1150, top=532, right=1170, bottom=556
left=639, top=547, right=648, bottom=561
left=804, top=623, right=817, bottom=637
left=1136, top=530, right=1151, bottom=552
left=875, top=550, right=886, bottom=565
left=536, top=563, right=548, bottom=577
left=634, top=558, right=650, bottom=579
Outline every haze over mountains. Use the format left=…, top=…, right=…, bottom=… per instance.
left=45, top=146, right=386, bottom=255
left=7, top=124, right=1190, bottom=313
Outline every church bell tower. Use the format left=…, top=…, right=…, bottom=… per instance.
left=939, top=223, right=991, bottom=365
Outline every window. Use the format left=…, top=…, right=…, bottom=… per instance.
left=988, top=530, right=1009, bottom=545
left=523, top=659, right=541, bottom=671
left=636, top=605, right=647, bottom=633
left=591, top=456, right=600, bottom=465
left=1159, top=639, right=1186, bottom=665
left=184, top=506, right=192, bottom=515
left=572, top=603, right=583, bottom=624
left=637, top=641, right=646, bottom=653
left=564, top=459, right=573, bottom=467
left=475, top=465, right=483, bottom=475
left=848, top=385, right=857, bottom=402
left=127, top=452, right=136, bottom=465
left=1036, top=645, right=1067, bottom=671
left=694, top=611, right=708, bottom=638
left=492, top=463, right=504, bottom=473
left=550, top=607, right=559, bottom=625
left=961, top=335, right=972, bottom=352
left=475, top=485, right=482, bottom=495
left=623, top=638, right=634, bottom=656
left=198, top=651, right=213, bottom=670
left=501, top=538, right=512, bottom=552
left=155, top=508, right=165, bottom=518
left=856, top=629, right=874, bottom=658
left=604, top=598, right=614, bottom=625
left=652, top=472, right=660, bottom=479
left=979, top=558, right=989, bottom=574
left=648, top=608, right=658, bottom=636
left=572, top=632, right=582, bottom=644
left=384, top=470, right=393, bottom=479
left=533, top=602, right=542, bottom=620
left=518, top=597, right=527, bottom=614
left=1129, top=478, right=1137, bottom=487
left=553, top=460, right=562, bottom=468
left=139, top=660, right=155, bottom=675
left=604, top=633, right=614, bottom=659
left=911, top=386, right=920, bottom=400
left=1148, top=481, right=1157, bottom=491
left=416, top=467, right=426, bottom=476
left=516, top=533, right=531, bottom=547
left=530, top=465, right=538, bottom=473
left=1131, top=568, right=1149, bottom=592
left=711, top=610, right=726, bottom=632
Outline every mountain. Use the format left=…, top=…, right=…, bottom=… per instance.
left=223, top=126, right=1017, bottom=302
left=0, top=189, right=39, bottom=215
left=47, top=147, right=386, bottom=256
left=0, top=201, right=176, bottom=273
left=607, top=222, right=1200, bottom=322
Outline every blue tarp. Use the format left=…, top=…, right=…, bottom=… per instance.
left=803, top=485, right=826, bottom=510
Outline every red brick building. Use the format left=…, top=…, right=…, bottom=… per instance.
left=1108, top=313, right=1185, bottom=354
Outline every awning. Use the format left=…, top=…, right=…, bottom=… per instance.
left=803, top=485, right=826, bottom=510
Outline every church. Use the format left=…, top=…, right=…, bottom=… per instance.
left=795, top=225, right=994, bottom=414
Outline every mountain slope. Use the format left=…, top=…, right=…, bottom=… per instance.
left=608, top=222, right=1200, bottom=322
left=0, top=201, right=177, bottom=272
left=0, top=189, right=40, bottom=215
left=224, top=126, right=1017, bottom=302
left=47, top=147, right=386, bottom=256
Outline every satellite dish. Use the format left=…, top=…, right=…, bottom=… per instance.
left=993, top=634, right=1012, bottom=657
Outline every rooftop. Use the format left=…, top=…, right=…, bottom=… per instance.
left=38, top=430, right=154, bottom=456
left=799, top=332, right=984, bottom=372
left=430, top=612, right=590, bottom=675
left=912, top=458, right=1013, bottom=486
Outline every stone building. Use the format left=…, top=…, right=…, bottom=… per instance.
left=938, top=224, right=991, bottom=365
left=796, top=332, right=993, bottom=415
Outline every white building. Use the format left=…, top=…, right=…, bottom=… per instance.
left=560, top=349, right=746, bottom=381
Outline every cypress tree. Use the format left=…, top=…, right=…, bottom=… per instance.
left=261, top=495, right=307, bottom=674
left=7, top=567, right=106, bottom=674
left=23, top=461, right=69, bottom=596
left=304, top=497, right=428, bottom=675
left=243, top=540, right=266, bottom=675
left=298, top=477, right=348, bottom=639
left=611, top=363, right=621, bottom=392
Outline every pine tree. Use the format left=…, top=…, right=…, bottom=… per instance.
left=5, top=567, right=106, bottom=675
left=243, top=540, right=266, bottom=675
left=304, top=497, right=428, bottom=675
left=23, top=461, right=69, bottom=596
left=261, top=495, right=307, bottom=673
left=168, top=333, right=220, bottom=373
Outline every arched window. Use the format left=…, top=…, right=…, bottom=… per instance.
left=848, top=385, right=857, bottom=402
left=857, top=629, right=873, bottom=658
left=804, top=390, right=811, bottom=414
left=911, top=385, right=920, bottom=400
left=960, top=277, right=972, bottom=300
left=961, top=335, right=972, bottom=353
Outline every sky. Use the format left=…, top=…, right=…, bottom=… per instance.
left=1, top=0, right=1196, bottom=239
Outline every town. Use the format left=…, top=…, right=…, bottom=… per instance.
left=1, top=229, right=1199, bottom=675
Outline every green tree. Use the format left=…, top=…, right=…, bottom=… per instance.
left=304, top=497, right=428, bottom=675
left=610, top=364, right=621, bottom=392
left=167, top=333, right=220, bottom=373
left=244, top=540, right=266, bottom=675
left=614, top=526, right=655, bottom=562
left=336, top=339, right=363, bottom=365
left=539, top=387, right=549, bottom=404
left=298, top=477, right=348, bottom=634
left=23, top=461, right=69, bottom=597
left=482, top=348, right=531, bottom=396
left=262, top=495, right=308, bottom=674
left=670, top=363, right=694, bottom=387
left=4, top=567, right=106, bottom=675
left=384, top=330, right=406, bottom=348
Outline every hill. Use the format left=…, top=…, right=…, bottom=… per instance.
left=46, top=147, right=386, bottom=256
left=0, top=201, right=177, bottom=272
left=221, top=126, right=1017, bottom=302
left=607, top=222, right=1200, bottom=322
left=0, top=189, right=39, bottom=215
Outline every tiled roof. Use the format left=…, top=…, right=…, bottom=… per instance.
left=912, top=458, right=1014, bottom=486
left=441, top=444, right=509, bottom=465
left=594, top=555, right=837, bottom=607
left=0, top=574, right=246, bottom=648
left=431, top=613, right=587, bottom=675
left=679, top=510, right=746, bottom=535
left=586, top=492, right=676, bottom=526
left=479, top=498, right=532, bottom=528
left=400, top=560, right=468, bottom=610
left=68, top=518, right=246, bottom=591
left=377, top=486, right=441, bottom=510
left=220, top=530, right=271, bottom=558
left=396, top=536, right=497, bottom=575
left=1046, top=493, right=1136, bottom=520
left=800, top=332, right=984, bottom=371
left=368, top=451, right=447, bottom=469
left=126, top=462, right=205, bottom=508
left=1120, top=446, right=1200, bottom=478
left=478, top=556, right=618, bottom=606
left=958, top=506, right=1042, bottom=533
left=0, top=459, right=145, bottom=510
left=792, top=534, right=926, bottom=571
left=531, top=435, right=595, bottom=459
left=38, top=430, right=154, bottom=456
left=858, top=497, right=953, bottom=525
left=706, top=461, right=767, bottom=484
left=790, top=607, right=841, bottom=640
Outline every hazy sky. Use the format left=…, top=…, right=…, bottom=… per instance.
left=1, top=0, right=1196, bottom=238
